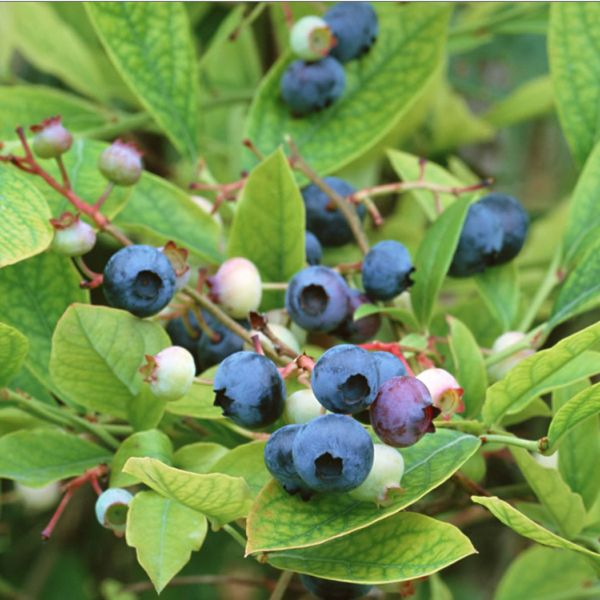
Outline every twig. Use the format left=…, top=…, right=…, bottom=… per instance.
left=229, top=2, right=266, bottom=40
left=268, top=571, right=295, bottom=600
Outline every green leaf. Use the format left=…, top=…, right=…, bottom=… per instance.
left=549, top=3, right=600, bottom=167
left=0, top=429, right=112, bottom=487
left=86, top=2, right=201, bottom=162
left=548, top=239, right=600, bottom=329
left=49, top=304, right=170, bottom=419
left=0, top=323, right=28, bottom=388
left=552, top=381, right=600, bottom=510
left=126, top=491, right=207, bottom=593
left=501, top=397, right=552, bottom=427
left=511, top=448, right=586, bottom=539
left=246, top=429, right=480, bottom=554
left=482, top=321, right=600, bottom=426
left=110, top=430, right=173, bottom=488
left=267, top=512, right=475, bottom=584
left=494, top=545, right=596, bottom=600
left=126, top=385, right=167, bottom=433
left=472, top=496, right=600, bottom=569
left=474, top=263, right=520, bottom=332
left=0, top=408, right=55, bottom=438
left=0, top=251, right=88, bottom=398
left=166, top=366, right=222, bottom=420
left=123, top=457, right=254, bottom=528
left=209, top=441, right=270, bottom=498
left=228, top=148, right=305, bottom=310
left=447, top=316, right=488, bottom=419
left=429, top=574, right=454, bottom=600
left=244, top=4, right=451, bottom=177
left=114, top=170, right=222, bottom=264
left=352, top=304, right=420, bottom=333
left=0, top=165, right=53, bottom=267
left=172, top=442, right=228, bottom=474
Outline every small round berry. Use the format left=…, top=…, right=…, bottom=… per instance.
left=324, top=1, right=379, bottom=63
left=30, top=116, right=73, bottom=159
left=264, top=424, right=312, bottom=499
left=197, top=316, right=248, bottom=372
left=349, top=444, right=404, bottom=504
left=281, top=56, right=346, bottom=116
left=487, top=331, right=535, bottom=382
left=302, top=177, right=366, bottom=247
left=50, top=211, right=96, bottom=257
left=95, top=488, right=133, bottom=536
left=207, top=258, right=262, bottom=319
left=305, top=231, right=323, bottom=266
left=15, top=482, right=61, bottom=513
left=290, top=15, right=336, bottom=61
left=103, top=245, right=176, bottom=318
left=284, top=388, right=323, bottom=425
left=292, top=413, right=374, bottom=493
left=416, top=368, right=465, bottom=421
left=448, top=202, right=503, bottom=278
left=372, top=351, right=407, bottom=384
left=361, top=240, right=414, bottom=301
left=160, top=241, right=190, bottom=293
left=139, top=346, right=195, bottom=402
left=332, top=288, right=381, bottom=343
left=311, top=345, right=379, bottom=414
left=300, top=573, right=373, bottom=600
left=213, top=352, right=286, bottom=429
left=285, top=266, right=349, bottom=333
left=243, top=324, right=301, bottom=356
left=98, top=139, right=143, bottom=187
left=370, top=376, right=440, bottom=448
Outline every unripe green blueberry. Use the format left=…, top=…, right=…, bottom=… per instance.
left=30, top=116, right=73, bottom=159
left=290, top=16, right=336, bottom=61
left=349, top=444, right=404, bottom=505
left=488, top=331, right=535, bottom=382
left=243, top=324, right=301, bottom=355
left=50, top=211, right=96, bottom=257
left=98, top=139, right=143, bottom=186
left=95, top=488, right=133, bottom=536
left=416, top=368, right=465, bottom=421
left=15, top=482, right=61, bottom=513
left=139, top=346, right=195, bottom=402
left=207, top=257, right=262, bottom=319
left=283, top=388, right=323, bottom=425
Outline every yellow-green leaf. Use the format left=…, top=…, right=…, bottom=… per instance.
left=0, top=323, right=28, bottom=388
left=166, top=365, right=222, bottom=420
left=474, top=262, right=520, bottom=332
left=172, top=442, right=228, bottom=474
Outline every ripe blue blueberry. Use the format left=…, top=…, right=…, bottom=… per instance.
left=300, top=574, right=373, bottom=600
left=95, top=488, right=133, bottom=537
left=361, top=240, right=414, bottom=301
left=448, top=202, right=503, bottom=278
left=370, top=376, right=441, bottom=448
left=305, top=231, right=323, bottom=266
left=103, top=245, right=176, bottom=318
left=479, top=193, right=529, bottom=265
left=281, top=56, right=346, bottom=116
left=213, top=352, right=286, bottom=429
left=166, top=310, right=201, bottom=364
left=285, top=266, right=349, bottom=333
left=264, top=424, right=313, bottom=499
left=196, top=315, right=249, bottom=372
left=302, top=177, right=366, bottom=247
left=292, top=413, right=374, bottom=493
left=324, top=2, right=379, bottom=63
left=332, top=288, right=381, bottom=343
left=311, top=344, right=379, bottom=414
left=372, top=351, right=407, bottom=384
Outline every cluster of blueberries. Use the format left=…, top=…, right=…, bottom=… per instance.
left=281, top=2, right=378, bottom=115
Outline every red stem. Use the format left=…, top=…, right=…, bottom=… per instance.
left=41, top=488, right=75, bottom=541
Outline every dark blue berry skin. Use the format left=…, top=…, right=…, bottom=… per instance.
left=332, top=288, right=381, bottom=343
left=166, top=310, right=202, bottom=372
left=324, top=2, right=379, bottom=63
left=197, top=316, right=249, bottom=372
left=281, top=57, right=346, bottom=116
left=305, top=231, right=323, bottom=266
left=292, top=414, right=374, bottom=492
left=301, top=574, right=373, bottom=600
left=361, top=240, right=414, bottom=301
left=285, top=266, right=349, bottom=333
left=449, top=202, right=503, bottom=278
left=479, top=193, right=529, bottom=265
left=372, top=351, right=407, bottom=384
left=213, top=352, right=286, bottom=429
left=264, top=425, right=312, bottom=499
left=103, top=245, right=176, bottom=318
left=312, top=345, right=379, bottom=414
left=302, top=177, right=366, bottom=247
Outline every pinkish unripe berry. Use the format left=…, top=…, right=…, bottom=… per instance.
left=50, top=211, right=96, bottom=256
left=139, top=346, right=195, bottom=402
left=30, top=116, right=73, bottom=159
left=290, top=16, right=337, bottom=61
left=416, top=368, right=465, bottom=421
left=488, top=331, right=536, bottom=382
left=207, top=257, right=262, bottom=319
left=98, top=140, right=143, bottom=186
left=95, top=488, right=133, bottom=537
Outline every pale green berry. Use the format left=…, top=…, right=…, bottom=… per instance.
left=50, top=212, right=96, bottom=257
left=290, top=16, right=336, bottom=61
left=98, top=139, right=143, bottom=186
left=140, top=346, right=195, bottom=402
left=283, top=388, right=322, bottom=425
left=488, top=331, right=535, bottom=382
left=95, top=488, right=133, bottom=536
left=208, top=258, right=262, bottom=319
left=31, top=116, right=73, bottom=159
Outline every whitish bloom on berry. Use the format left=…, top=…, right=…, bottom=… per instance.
left=50, top=211, right=96, bottom=256
left=140, top=346, right=195, bottom=402
left=290, top=16, right=337, bottom=61
left=416, top=368, right=465, bottom=421
left=160, top=241, right=190, bottom=292
left=488, top=331, right=536, bottom=382
left=30, top=116, right=73, bottom=159
left=98, top=139, right=143, bottom=186
left=95, top=488, right=133, bottom=537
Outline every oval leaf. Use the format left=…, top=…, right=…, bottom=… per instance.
left=474, top=262, right=520, bottom=332
left=172, top=442, right=229, bottom=474
left=166, top=366, right=222, bottom=420
left=0, top=323, right=28, bottom=388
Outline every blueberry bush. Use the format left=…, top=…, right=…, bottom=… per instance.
left=1, top=3, right=600, bottom=599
